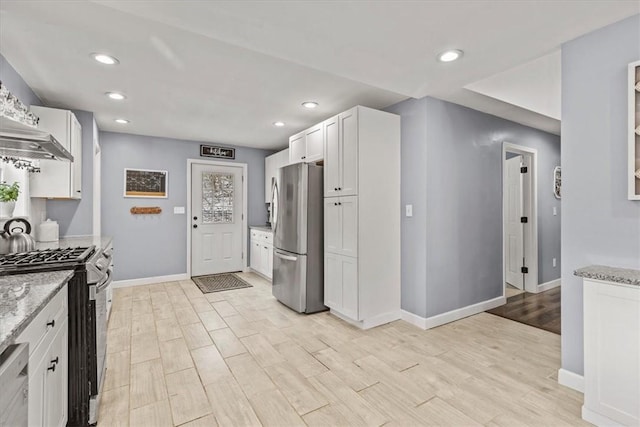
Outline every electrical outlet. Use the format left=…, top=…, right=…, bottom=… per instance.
left=553, top=258, right=557, bottom=267
left=405, top=204, right=413, bottom=217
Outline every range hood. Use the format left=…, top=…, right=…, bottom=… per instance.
left=0, top=116, right=73, bottom=161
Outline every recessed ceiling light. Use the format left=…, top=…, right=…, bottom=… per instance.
left=438, top=49, right=463, bottom=62
left=273, top=121, right=285, bottom=127
left=106, top=92, right=126, bottom=100
left=115, top=118, right=129, bottom=124
left=302, top=101, right=319, bottom=109
left=92, top=53, right=119, bottom=65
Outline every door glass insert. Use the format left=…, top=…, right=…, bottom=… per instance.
left=202, top=172, right=234, bottom=223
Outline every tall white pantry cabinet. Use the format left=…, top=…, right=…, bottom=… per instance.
left=323, top=106, right=401, bottom=329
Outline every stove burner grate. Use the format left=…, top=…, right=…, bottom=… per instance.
left=0, top=247, right=94, bottom=268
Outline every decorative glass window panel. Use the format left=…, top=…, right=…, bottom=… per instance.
left=202, top=172, right=234, bottom=223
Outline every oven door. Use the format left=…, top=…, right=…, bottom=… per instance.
left=88, top=267, right=112, bottom=424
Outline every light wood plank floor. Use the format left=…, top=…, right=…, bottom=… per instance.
left=99, top=273, right=587, bottom=427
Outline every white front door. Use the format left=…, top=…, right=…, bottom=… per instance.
left=191, top=163, right=244, bottom=276
left=505, top=155, right=524, bottom=289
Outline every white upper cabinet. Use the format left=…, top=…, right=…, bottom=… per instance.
left=289, top=124, right=324, bottom=164
left=30, top=106, right=82, bottom=199
left=324, top=108, right=358, bottom=198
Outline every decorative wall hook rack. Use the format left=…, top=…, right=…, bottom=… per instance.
left=130, top=206, right=162, bottom=215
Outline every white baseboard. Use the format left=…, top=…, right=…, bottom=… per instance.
left=112, top=273, right=189, bottom=288
left=329, top=309, right=401, bottom=330
left=581, top=406, right=624, bottom=426
left=401, top=309, right=428, bottom=329
left=537, top=278, right=561, bottom=293
left=401, top=296, right=506, bottom=330
left=558, top=368, right=584, bottom=393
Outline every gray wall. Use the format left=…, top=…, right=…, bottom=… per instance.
left=100, top=132, right=271, bottom=281
left=561, top=14, right=640, bottom=376
left=46, top=110, right=96, bottom=236
left=0, top=53, right=41, bottom=107
left=386, top=96, right=561, bottom=318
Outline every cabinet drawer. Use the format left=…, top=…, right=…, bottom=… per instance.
left=262, top=232, right=273, bottom=245
left=17, top=285, right=68, bottom=357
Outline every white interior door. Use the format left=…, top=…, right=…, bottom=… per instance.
left=191, top=163, right=243, bottom=276
left=505, top=155, right=524, bottom=289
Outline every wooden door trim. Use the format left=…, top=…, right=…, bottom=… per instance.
left=186, top=159, right=248, bottom=277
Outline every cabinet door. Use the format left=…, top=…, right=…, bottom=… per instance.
left=305, top=124, right=323, bottom=163
left=44, top=320, right=68, bottom=427
left=341, top=255, right=359, bottom=320
left=289, top=132, right=306, bottom=164
left=324, top=253, right=358, bottom=320
left=250, top=241, right=261, bottom=272
left=324, top=252, right=342, bottom=310
left=323, top=116, right=340, bottom=198
left=340, top=108, right=358, bottom=196
left=324, top=198, right=341, bottom=254
left=340, top=196, right=358, bottom=257
left=264, top=245, right=273, bottom=279
left=70, top=114, right=82, bottom=199
left=28, top=348, right=47, bottom=427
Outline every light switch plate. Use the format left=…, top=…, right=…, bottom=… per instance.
left=405, top=204, right=413, bottom=217
left=553, top=206, right=557, bottom=216
left=174, top=206, right=185, bottom=214
left=553, top=258, right=557, bottom=267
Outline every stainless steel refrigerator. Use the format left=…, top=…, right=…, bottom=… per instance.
left=272, top=163, right=326, bottom=313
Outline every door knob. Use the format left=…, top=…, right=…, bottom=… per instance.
left=193, top=224, right=198, bottom=229
left=51, top=357, right=59, bottom=365
left=193, top=216, right=198, bottom=220
left=46, top=320, right=55, bottom=328
left=47, top=364, right=56, bottom=372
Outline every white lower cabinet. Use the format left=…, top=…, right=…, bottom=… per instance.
left=250, top=229, right=273, bottom=280
left=583, top=279, right=639, bottom=426
left=17, top=285, right=68, bottom=427
left=324, top=252, right=358, bottom=320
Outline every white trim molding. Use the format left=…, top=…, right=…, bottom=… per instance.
left=558, top=368, right=584, bottom=393
left=112, top=273, right=189, bottom=289
left=401, top=296, right=506, bottom=330
left=538, top=278, right=561, bottom=293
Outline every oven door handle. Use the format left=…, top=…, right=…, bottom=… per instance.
left=96, top=269, right=113, bottom=293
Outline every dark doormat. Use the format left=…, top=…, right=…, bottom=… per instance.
left=486, top=286, right=561, bottom=335
left=192, top=273, right=252, bottom=294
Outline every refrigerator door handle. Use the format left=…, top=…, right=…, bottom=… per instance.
left=274, top=251, right=297, bottom=262
left=272, top=180, right=279, bottom=235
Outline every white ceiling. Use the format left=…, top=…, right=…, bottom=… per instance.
left=1, top=1, right=638, bottom=148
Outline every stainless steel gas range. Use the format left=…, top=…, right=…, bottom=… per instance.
left=0, top=245, right=113, bottom=426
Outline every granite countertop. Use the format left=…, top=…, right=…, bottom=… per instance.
left=250, top=225, right=273, bottom=233
left=37, top=235, right=113, bottom=251
left=574, top=265, right=640, bottom=287
left=0, top=270, right=74, bottom=355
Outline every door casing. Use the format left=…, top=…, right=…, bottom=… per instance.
left=502, top=142, right=539, bottom=295
left=186, top=159, right=248, bottom=277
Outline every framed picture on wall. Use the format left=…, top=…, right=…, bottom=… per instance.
left=124, top=168, right=168, bottom=198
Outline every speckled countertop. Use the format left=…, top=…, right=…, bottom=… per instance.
left=250, top=225, right=273, bottom=233
left=574, top=265, right=640, bottom=287
left=37, top=235, right=113, bottom=251
left=0, top=270, right=74, bottom=355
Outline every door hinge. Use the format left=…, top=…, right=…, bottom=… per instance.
left=520, top=166, right=528, bottom=173
left=520, top=216, right=528, bottom=223
left=521, top=266, right=529, bottom=274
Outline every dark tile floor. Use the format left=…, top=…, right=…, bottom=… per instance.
left=487, top=286, right=561, bottom=334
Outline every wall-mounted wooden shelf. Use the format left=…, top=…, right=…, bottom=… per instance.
left=130, top=206, right=162, bottom=215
